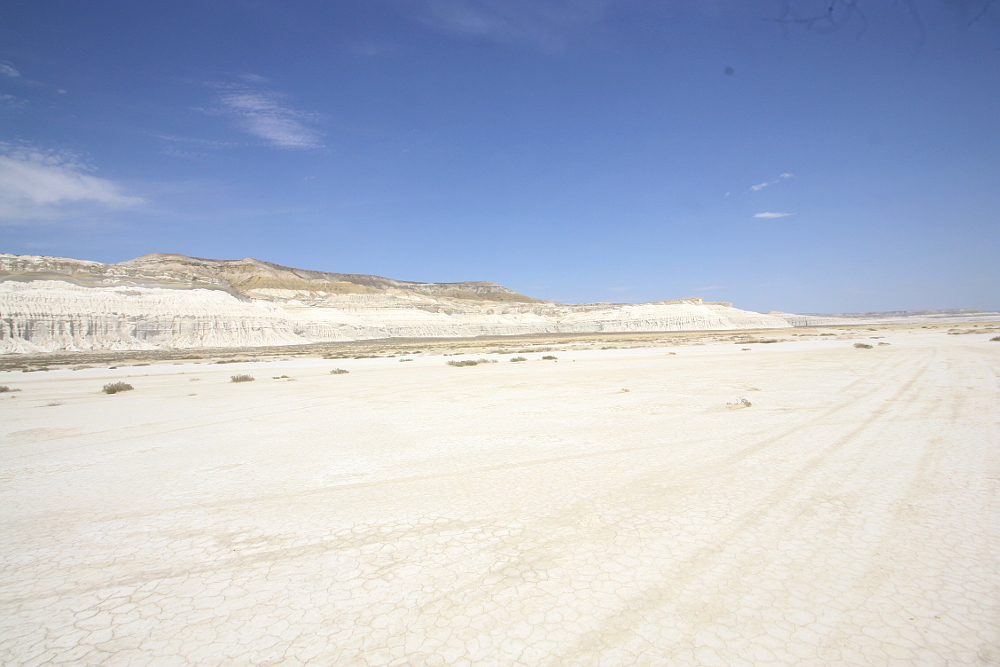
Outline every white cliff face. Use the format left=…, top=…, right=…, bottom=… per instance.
left=0, top=253, right=796, bottom=353
left=0, top=280, right=303, bottom=353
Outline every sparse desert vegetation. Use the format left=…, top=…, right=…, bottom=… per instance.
left=230, top=374, right=255, bottom=383
left=727, top=397, right=752, bottom=409
left=330, top=368, right=349, bottom=374
left=992, top=336, right=1000, bottom=342
left=854, top=343, right=874, bottom=349
left=102, top=382, right=134, bottom=394
left=447, top=358, right=497, bottom=367
left=510, top=356, right=527, bottom=363
left=541, top=355, right=558, bottom=360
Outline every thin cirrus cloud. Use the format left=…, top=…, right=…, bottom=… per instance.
left=420, top=0, right=609, bottom=52
left=753, top=212, right=793, bottom=218
left=0, top=143, right=143, bottom=224
left=747, top=172, right=793, bottom=193
left=209, top=77, right=323, bottom=150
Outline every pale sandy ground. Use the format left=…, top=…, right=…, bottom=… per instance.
left=1, top=329, right=998, bottom=667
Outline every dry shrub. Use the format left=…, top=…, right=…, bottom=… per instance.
left=727, top=397, right=752, bottom=409
left=230, top=374, right=255, bottom=383
left=853, top=343, right=873, bottom=349
left=510, top=356, right=527, bottom=363
left=330, top=369, right=349, bottom=374
left=447, top=359, right=497, bottom=367
left=103, top=382, right=134, bottom=394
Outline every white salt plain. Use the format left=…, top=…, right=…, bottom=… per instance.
left=1, top=329, right=998, bottom=666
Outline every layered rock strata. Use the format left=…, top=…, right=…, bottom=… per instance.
left=0, top=252, right=789, bottom=353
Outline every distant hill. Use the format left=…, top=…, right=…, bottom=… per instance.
left=0, top=252, right=790, bottom=353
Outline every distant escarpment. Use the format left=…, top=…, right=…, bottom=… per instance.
left=0, top=252, right=792, bottom=353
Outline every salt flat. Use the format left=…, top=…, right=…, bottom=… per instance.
left=1, top=329, right=998, bottom=666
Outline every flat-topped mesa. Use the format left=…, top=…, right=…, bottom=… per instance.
left=1, top=252, right=800, bottom=353
left=115, top=254, right=539, bottom=303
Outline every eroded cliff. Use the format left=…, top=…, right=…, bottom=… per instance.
left=1, top=253, right=793, bottom=353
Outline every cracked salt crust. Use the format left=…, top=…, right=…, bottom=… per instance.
left=1, top=331, right=998, bottom=666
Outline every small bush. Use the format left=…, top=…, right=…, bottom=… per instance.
left=541, top=355, right=558, bottom=360
left=991, top=336, right=1000, bottom=342
left=230, top=374, right=255, bottom=383
left=853, top=343, right=873, bottom=349
left=727, top=397, right=752, bottom=409
left=399, top=358, right=413, bottom=362
left=216, top=359, right=245, bottom=364
left=272, top=375, right=290, bottom=379
left=447, top=358, right=497, bottom=367
left=0, top=386, right=11, bottom=393
left=510, top=356, right=527, bottom=363
left=330, top=368, right=349, bottom=374
left=103, top=382, right=134, bottom=394
left=878, top=342, right=891, bottom=346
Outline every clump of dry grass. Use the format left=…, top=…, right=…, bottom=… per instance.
left=727, top=397, right=752, bottom=409
left=854, top=343, right=873, bottom=349
left=991, top=336, right=1000, bottom=342
left=510, top=356, right=528, bottom=363
left=541, top=355, right=558, bottom=360
left=447, top=359, right=497, bottom=367
left=230, top=374, right=255, bottom=383
left=0, top=385, right=20, bottom=393
left=103, top=381, right=134, bottom=394
left=330, top=368, right=349, bottom=374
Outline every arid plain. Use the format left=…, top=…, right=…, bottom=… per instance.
left=2, top=325, right=998, bottom=666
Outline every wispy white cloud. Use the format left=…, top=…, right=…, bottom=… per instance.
left=0, top=143, right=143, bottom=224
left=207, top=78, right=323, bottom=149
left=161, top=148, right=214, bottom=161
left=753, top=212, right=793, bottom=218
left=420, top=0, right=609, bottom=52
left=0, top=94, right=28, bottom=109
left=0, top=63, right=20, bottom=78
left=156, top=134, right=243, bottom=149
left=347, top=40, right=398, bottom=57
left=747, top=172, right=793, bottom=193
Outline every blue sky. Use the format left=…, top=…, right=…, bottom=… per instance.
left=1, top=1, right=997, bottom=313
